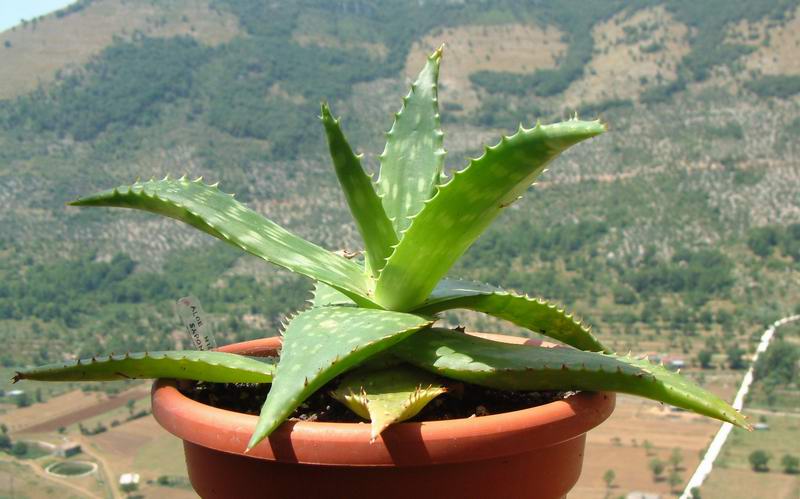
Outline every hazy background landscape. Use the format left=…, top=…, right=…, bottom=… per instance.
left=0, top=0, right=798, bottom=497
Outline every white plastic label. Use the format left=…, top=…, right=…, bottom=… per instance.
left=176, top=296, right=217, bottom=350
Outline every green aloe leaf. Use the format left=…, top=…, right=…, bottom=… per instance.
left=71, top=178, right=375, bottom=307
left=377, top=47, right=445, bottom=235
left=331, top=365, right=446, bottom=440
left=249, top=307, right=433, bottom=449
left=13, top=351, right=276, bottom=383
left=392, top=329, right=749, bottom=429
left=415, top=279, right=608, bottom=352
left=376, top=119, right=606, bottom=310
left=321, top=103, right=398, bottom=275
left=310, top=281, right=355, bottom=308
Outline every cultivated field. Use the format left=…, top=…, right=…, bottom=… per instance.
left=87, top=416, right=195, bottom=498
left=3, top=389, right=107, bottom=433
left=2, top=384, right=192, bottom=498
left=701, top=384, right=800, bottom=498
left=573, top=394, right=721, bottom=498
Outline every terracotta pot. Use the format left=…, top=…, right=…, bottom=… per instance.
left=152, top=334, right=615, bottom=499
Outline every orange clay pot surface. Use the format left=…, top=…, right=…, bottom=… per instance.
left=151, top=334, right=615, bottom=499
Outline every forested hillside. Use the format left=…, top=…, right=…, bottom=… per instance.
left=0, top=0, right=798, bottom=368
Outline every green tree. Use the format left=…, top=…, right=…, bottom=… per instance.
left=603, top=469, right=616, bottom=491
left=716, top=310, right=733, bottom=328
left=697, top=350, right=713, bottom=369
left=11, top=441, right=28, bottom=457
left=120, top=479, right=138, bottom=494
left=612, top=284, right=637, bottom=305
left=643, top=439, right=654, bottom=456
left=749, top=450, right=771, bottom=472
left=754, top=340, right=799, bottom=385
left=668, top=469, right=683, bottom=493
left=650, top=458, right=665, bottom=481
left=745, top=75, right=800, bottom=98
left=14, top=392, right=30, bottom=408
left=747, top=226, right=780, bottom=257
left=781, top=454, right=799, bottom=474
left=0, top=433, right=10, bottom=450
left=669, top=447, right=684, bottom=471
left=727, top=346, right=746, bottom=370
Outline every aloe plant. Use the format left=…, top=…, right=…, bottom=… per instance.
left=14, top=48, right=749, bottom=451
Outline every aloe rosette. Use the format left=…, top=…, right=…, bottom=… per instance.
left=14, top=48, right=749, bottom=450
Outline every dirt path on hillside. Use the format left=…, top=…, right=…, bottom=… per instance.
left=75, top=435, right=124, bottom=499
left=17, top=386, right=150, bottom=434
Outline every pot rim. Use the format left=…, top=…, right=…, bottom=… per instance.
left=151, top=333, right=615, bottom=467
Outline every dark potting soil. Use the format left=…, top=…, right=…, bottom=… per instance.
left=181, top=377, right=571, bottom=423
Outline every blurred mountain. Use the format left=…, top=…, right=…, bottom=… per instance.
left=0, top=0, right=797, bottom=361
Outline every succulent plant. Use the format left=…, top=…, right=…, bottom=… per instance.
left=14, top=48, right=749, bottom=451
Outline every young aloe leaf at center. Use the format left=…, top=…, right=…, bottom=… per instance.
left=321, top=104, right=397, bottom=275
left=331, top=365, right=446, bottom=441
left=377, top=47, right=445, bottom=236
left=249, top=306, right=433, bottom=449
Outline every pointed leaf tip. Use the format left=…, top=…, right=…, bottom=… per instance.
left=320, top=101, right=333, bottom=121
left=332, top=365, right=446, bottom=440
left=377, top=48, right=445, bottom=236
left=321, top=106, right=397, bottom=272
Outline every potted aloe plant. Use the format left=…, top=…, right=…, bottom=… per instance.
left=14, top=49, right=748, bottom=499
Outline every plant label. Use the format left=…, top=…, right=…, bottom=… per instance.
left=176, top=296, right=217, bottom=351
